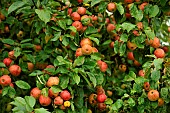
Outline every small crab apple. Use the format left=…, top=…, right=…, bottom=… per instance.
left=60, top=90, right=71, bottom=101
left=8, top=50, right=15, bottom=59
left=77, top=0, right=83, bottom=3
left=154, top=48, right=165, bottom=58
left=97, top=60, right=103, bottom=67
left=138, top=70, right=145, bottom=77
left=97, top=93, right=107, bottom=103
left=80, top=38, right=93, bottom=47
left=168, top=27, right=170, bottom=32
left=89, top=93, right=97, bottom=105
left=143, top=82, right=150, bottom=91
left=54, top=96, right=64, bottom=105
left=81, top=44, right=93, bottom=55
left=107, top=2, right=116, bottom=12
left=106, top=90, right=113, bottom=97
left=133, top=30, right=140, bottom=36
left=0, top=75, right=11, bottom=86
left=107, top=23, right=116, bottom=33
left=97, top=103, right=106, bottom=111
left=139, top=2, right=148, bottom=11
left=127, top=41, right=137, bottom=50
left=119, top=64, right=127, bottom=72
left=17, top=30, right=24, bottom=39
left=71, top=12, right=81, bottom=21
left=30, top=87, right=41, bottom=99
left=9, top=65, right=21, bottom=76
left=158, top=98, right=164, bottom=106
left=100, top=61, right=108, bottom=72
left=9, top=83, right=14, bottom=88
left=150, top=37, right=160, bottom=48
left=148, top=90, right=159, bottom=101
left=46, top=77, right=59, bottom=87
left=162, top=46, right=169, bottom=53
left=72, top=21, right=83, bottom=31
left=77, top=7, right=86, bottom=15
left=109, top=41, right=114, bottom=48
left=34, top=45, right=42, bottom=52
left=48, top=88, right=59, bottom=98
left=67, top=8, right=72, bottom=16
left=136, top=22, right=143, bottom=30
left=127, top=52, right=135, bottom=60
left=27, top=62, right=34, bottom=71
left=3, top=58, right=12, bottom=67
left=133, top=60, right=141, bottom=67
left=39, top=95, right=52, bottom=106
left=75, top=48, right=83, bottom=57
left=124, top=0, right=134, bottom=3
left=96, top=86, right=105, bottom=95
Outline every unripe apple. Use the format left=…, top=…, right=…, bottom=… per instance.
left=46, top=77, right=59, bottom=87
left=39, top=95, right=52, bottom=106
left=48, top=88, right=59, bottom=98
left=77, top=7, right=86, bottom=15
left=127, top=52, right=135, bottom=60
left=81, top=44, right=93, bottom=55
left=148, top=90, right=159, bottom=101
left=138, top=70, right=145, bottom=77
left=97, top=93, right=107, bottom=103
left=3, top=58, right=12, bottom=67
left=54, top=96, right=64, bottom=105
left=60, top=90, right=71, bottom=101
left=75, top=48, right=83, bottom=57
left=0, top=75, right=11, bottom=86
left=143, top=82, right=150, bottom=91
left=71, top=12, right=81, bottom=21
left=9, top=65, right=21, bottom=76
left=127, top=41, right=137, bottom=50
left=107, top=3, right=116, bottom=12
left=30, top=87, right=41, bottom=99
left=154, top=48, right=165, bottom=58
left=89, top=93, right=97, bottom=105
left=80, top=38, right=93, bottom=47
left=72, top=21, right=83, bottom=31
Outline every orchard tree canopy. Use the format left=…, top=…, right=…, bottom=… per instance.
left=0, top=0, right=170, bottom=113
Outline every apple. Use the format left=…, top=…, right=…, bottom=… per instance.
left=96, top=86, right=105, bottom=95
left=54, top=96, right=64, bottom=105
left=8, top=50, right=16, bottom=59
left=72, top=21, right=83, bottom=32
left=127, top=41, right=137, bottom=50
left=97, top=103, right=106, bottom=111
left=0, top=12, right=5, bottom=20
left=136, top=22, right=143, bottom=30
left=105, top=18, right=110, bottom=24
left=34, top=45, right=42, bottom=52
left=60, top=90, right=71, bottom=101
left=71, top=12, right=81, bottom=21
left=39, top=95, right=52, bottom=106
left=149, top=37, right=160, bottom=48
left=77, top=0, right=83, bottom=3
left=89, top=93, right=97, bottom=105
left=125, top=13, right=131, bottom=18
left=17, top=30, right=24, bottom=39
left=158, top=98, right=164, bottom=106
left=106, top=90, right=113, bottom=97
left=9, top=65, right=22, bottom=76
left=9, top=83, right=14, bottom=88
left=80, top=38, right=93, bottom=47
left=139, top=2, right=148, bottom=11
left=91, top=15, right=98, bottom=21
left=75, top=48, right=83, bottom=57
left=97, top=93, right=107, bottom=103
left=133, top=60, right=141, bottom=67
left=30, top=87, right=41, bottom=99
left=148, top=90, right=159, bottom=101
left=124, top=0, right=134, bottom=3
left=127, top=52, right=135, bottom=60
left=0, top=75, right=11, bottom=86
left=81, top=44, right=93, bottom=55
left=4, top=25, right=9, bottom=33
left=119, top=64, right=127, bottom=72
left=77, top=7, right=86, bottom=15
left=3, top=58, right=12, bottom=67
left=59, top=105, right=66, bottom=110
left=92, top=47, right=98, bottom=53
left=27, top=62, right=34, bottom=71
left=133, top=30, right=140, bottom=36
left=46, top=77, right=59, bottom=87
left=143, top=82, right=150, bottom=91
left=107, top=23, right=116, bottom=33
left=107, top=3, right=116, bottom=12
left=168, top=27, right=170, bottom=32
left=138, top=70, right=145, bottom=77
left=109, top=41, right=114, bottom=48
left=154, top=48, right=165, bottom=58
left=162, top=46, right=169, bottom=53
left=100, top=61, right=108, bottom=72
left=48, top=88, right=59, bottom=98
left=67, top=8, right=72, bottom=16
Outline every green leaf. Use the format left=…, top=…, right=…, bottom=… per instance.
left=130, top=3, right=143, bottom=21
left=15, top=80, right=31, bottom=89
left=121, top=22, right=136, bottom=33
left=25, top=54, right=35, bottom=64
left=57, top=20, right=66, bottom=30
left=153, top=58, right=163, bottom=70
left=127, top=98, right=135, bottom=107
left=20, top=39, right=32, bottom=44
left=29, top=70, right=43, bottom=76
left=111, top=99, right=123, bottom=111
left=124, top=71, right=136, bottom=81
left=105, top=98, right=113, bottom=105
left=35, top=9, right=51, bottom=24
left=59, top=75, right=69, bottom=89
left=21, top=43, right=34, bottom=48
left=51, top=86, right=62, bottom=93
left=160, top=0, right=168, bottom=6
left=8, top=1, right=25, bottom=14
left=161, top=87, right=168, bottom=98
left=0, top=62, right=6, bottom=67
left=72, top=73, right=80, bottom=85
left=144, top=29, right=155, bottom=39
left=120, top=34, right=128, bottom=42
left=149, top=5, right=159, bottom=18
left=98, top=2, right=107, bottom=13
left=8, top=87, right=16, bottom=98
left=138, top=97, right=144, bottom=105
left=14, top=47, right=21, bottom=58
left=119, top=43, right=126, bottom=56
left=85, top=26, right=98, bottom=35
left=2, top=39, right=14, bottom=45
left=25, top=96, right=36, bottom=108
left=34, top=108, right=50, bottom=113
left=87, top=72, right=97, bottom=87
left=151, top=69, right=160, bottom=81
left=73, top=56, right=85, bottom=67
left=67, top=26, right=77, bottom=32
left=116, top=3, right=124, bottom=15
left=89, top=37, right=99, bottom=45
left=114, top=40, right=119, bottom=54
left=142, top=61, right=153, bottom=69
left=91, top=0, right=102, bottom=7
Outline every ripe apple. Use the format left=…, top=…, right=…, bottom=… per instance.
left=100, top=61, right=108, bottom=72
left=139, top=2, right=148, bottom=11
left=154, top=48, right=165, bottom=58
left=3, top=58, right=12, bottom=67
left=0, top=12, right=5, bottom=20
left=77, top=7, right=86, bottom=15
left=96, top=86, right=105, bottom=95
left=133, top=30, right=140, bottom=36
left=162, top=46, right=169, bottom=53
left=8, top=50, right=16, bottom=59
left=60, top=90, right=71, bottom=101
left=158, top=98, right=164, bottom=106
left=109, top=41, right=114, bottom=48
left=107, top=23, right=116, bottom=33
left=168, top=27, right=170, bottom=32
left=9, top=65, right=22, bottom=76
left=48, top=88, right=59, bottom=98
left=34, top=45, right=42, bottom=52
left=148, top=90, right=159, bottom=101
left=136, top=22, right=143, bottom=30
left=127, top=41, right=137, bottom=50
left=97, top=93, right=107, bottom=103
left=138, top=70, right=145, bottom=77
left=143, top=82, right=150, bottom=91
left=27, top=62, right=34, bottom=71
left=105, top=18, right=110, bottom=24
left=46, top=77, right=59, bottom=87
left=39, top=95, right=52, bottom=106
left=91, top=15, right=98, bottom=21
left=107, top=3, right=116, bottom=12
left=54, top=96, right=63, bottom=105
left=67, top=8, right=72, bottom=16
left=75, top=48, right=83, bottom=57
left=9, top=83, right=14, bottom=88
left=125, top=13, right=131, bottom=18
left=133, top=60, right=141, bottom=67
left=4, top=25, right=10, bottom=33
left=127, top=52, right=135, bottom=60
left=77, top=0, right=83, bottom=3
left=149, top=37, right=160, bottom=48
left=72, top=21, right=83, bottom=31
left=119, top=64, right=127, bottom=72
left=124, top=0, right=134, bottom=3
left=81, top=44, right=93, bottom=55
left=30, top=87, right=41, bottom=99
left=71, top=12, right=81, bottom=21
left=80, top=38, right=93, bottom=47
left=97, top=103, right=106, bottom=111
left=0, top=75, right=11, bottom=86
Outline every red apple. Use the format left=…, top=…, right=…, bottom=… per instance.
left=148, top=90, right=159, bottom=101
left=136, top=22, right=143, bottom=30
left=133, top=30, right=140, bottom=36
left=27, top=62, right=34, bottom=71
left=139, top=2, right=148, bottom=11
left=107, top=23, right=116, bottom=33
left=0, top=75, right=11, bottom=86
left=127, top=41, right=137, bottom=50
left=3, top=58, right=12, bottom=67
left=127, top=52, right=135, bottom=60
left=60, top=90, right=71, bottom=101
left=75, top=48, right=83, bottom=57
left=9, top=65, right=22, bottom=76
left=71, top=12, right=81, bottom=21
left=67, top=8, right=72, bottom=16
left=158, top=98, right=164, bottom=106
left=77, top=7, right=86, bottom=15
left=81, top=44, right=93, bottom=55
left=124, top=0, right=134, bottom=3
left=133, top=60, right=141, bottom=67
left=97, top=103, right=106, bottom=111
left=100, top=61, right=108, bottom=72
left=138, top=70, right=145, bottom=77
left=162, top=46, right=169, bottom=53
left=109, top=42, right=114, bottom=48
left=97, top=94, right=107, bottom=103
left=80, top=38, right=93, bottom=47
left=149, top=37, right=160, bottom=48
left=92, top=47, right=98, bottom=53
left=46, top=77, right=59, bottom=87
left=8, top=50, right=15, bottom=59
left=34, top=45, right=42, bottom=52
left=143, top=82, right=150, bottom=91
left=30, top=87, right=41, bottom=99
left=54, top=96, right=64, bottom=105
left=72, top=21, right=83, bottom=31
left=48, top=88, right=59, bottom=98
left=107, top=3, right=116, bottom=12
left=39, top=95, right=52, bottom=106
left=154, top=48, right=165, bottom=58
left=119, top=64, right=127, bottom=72
left=77, top=0, right=83, bottom=3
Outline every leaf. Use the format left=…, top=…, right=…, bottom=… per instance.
left=15, top=80, right=31, bottom=89
left=160, top=0, right=168, bottom=6
left=127, top=98, right=135, bottom=107
left=124, top=71, right=136, bottom=81
left=111, top=99, right=123, bottom=111
left=57, top=20, right=66, bottom=30
left=20, top=39, right=32, bottom=44
left=21, top=43, right=34, bottom=48
left=35, top=9, right=51, bottom=24
left=149, top=5, right=159, bottom=18
left=130, top=3, right=143, bottom=21
left=59, top=75, right=69, bottom=89
left=67, top=26, right=77, bottom=32
left=120, top=34, right=128, bottom=42
left=151, top=69, right=160, bottom=81
left=72, top=73, right=80, bottom=85
left=142, top=61, right=153, bottom=69
left=25, top=96, right=36, bottom=108
left=0, top=62, right=6, bottom=67
left=14, top=47, right=21, bottom=58
left=105, top=98, right=113, bottom=105
left=8, top=1, right=25, bottom=14
left=85, top=26, right=98, bottom=35
left=51, top=86, right=62, bottom=93
left=98, top=2, right=107, bottom=13
left=34, top=108, right=50, bottom=113
left=91, top=0, right=102, bottom=7
left=87, top=72, right=97, bottom=87
left=73, top=56, right=85, bottom=67
left=89, top=37, right=99, bottom=45
left=144, top=29, right=155, bottom=39
left=25, top=54, right=35, bottom=64
left=29, top=70, right=43, bottom=76
left=161, top=87, right=168, bottom=98
left=121, top=22, right=136, bottom=33
left=116, top=3, right=124, bottom=15
left=119, top=43, right=126, bottom=56
left=114, top=40, right=119, bottom=54
left=2, top=39, right=14, bottom=45
left=153, top=58, right=163, bottom=70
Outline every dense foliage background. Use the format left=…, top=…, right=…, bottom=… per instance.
left=0, top=0, right=170, bottom=113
